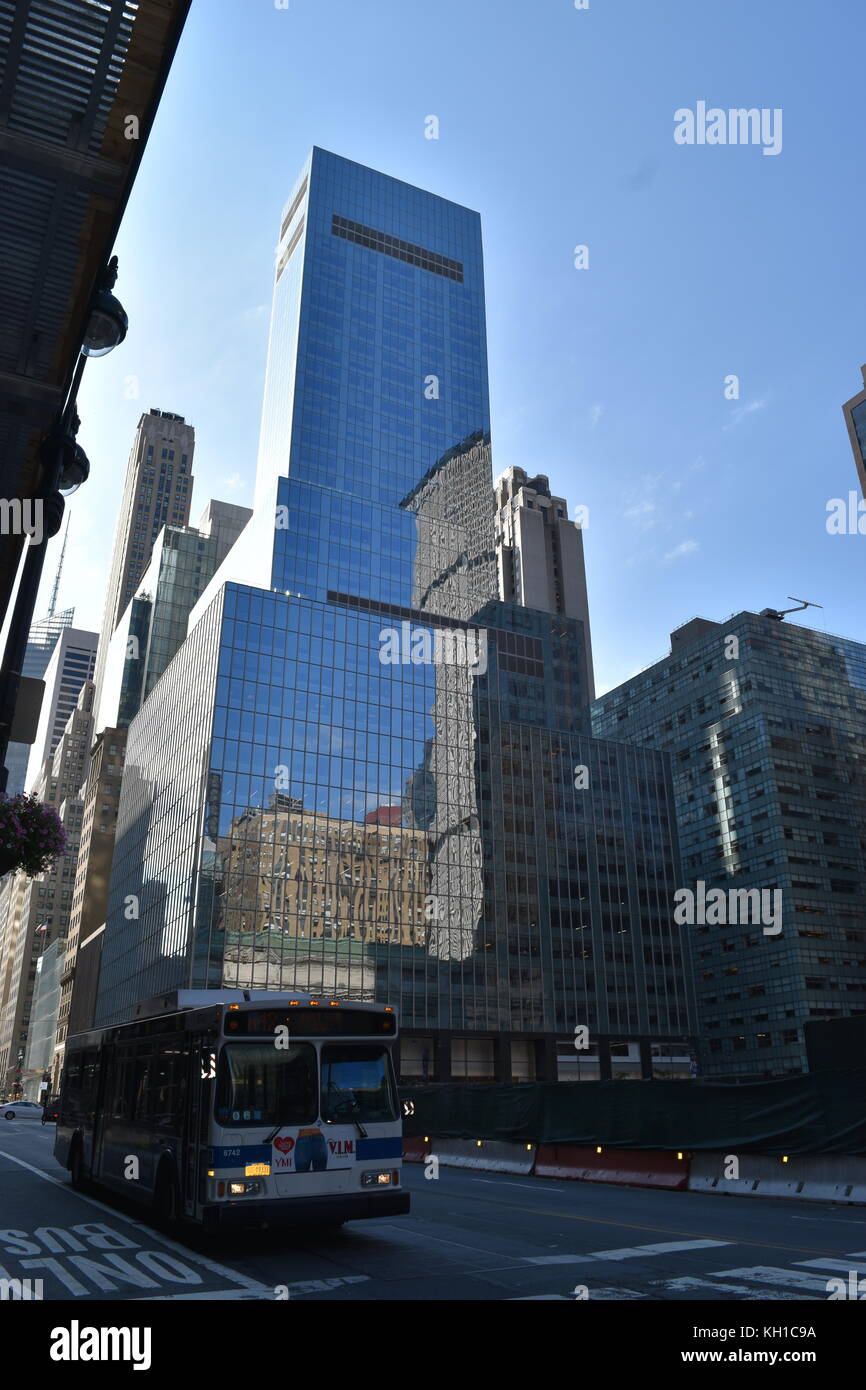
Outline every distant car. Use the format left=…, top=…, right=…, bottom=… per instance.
left=42, top=1096, right=61, bottom=1124
left=2, top=1100, right=42, bottom=1120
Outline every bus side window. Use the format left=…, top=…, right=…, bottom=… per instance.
left=132, top=1054, right=152, bottom=1123
left=111, top=1053, right=132, bottom=1121
left=153, top=1045, right=189, bottom=1130
left=82, top=1050, right=99, bottom=1121
left=152, top=1055, right=172, bottom=1128
left=65, top=1057, right=81, bottom=1122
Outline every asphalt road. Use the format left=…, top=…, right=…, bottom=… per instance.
left=2, top=1120, right=865, bottom=1302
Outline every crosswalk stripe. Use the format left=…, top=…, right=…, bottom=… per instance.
left=795, top=1258, right=866, bottom=1274
left=509, top=1287, right=649, bottom=1300
left=586, top=1287, right=649, bottom=1299
left=133, top=1289, right=272, bottom=1300
left=711, top=1266, right=832, bottom=1292
left=654, top=1276, right=810, bottom=1301
left=526, top=1239, right=730, bottom=1266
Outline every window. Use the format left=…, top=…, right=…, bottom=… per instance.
left=215, top=1042, right=317, bottom=1127
left=320, top=1046, right=396, bottom=1123
left=110, top=1050, right=134, bottom=1120
left=332, top=214, right=464, bottom=282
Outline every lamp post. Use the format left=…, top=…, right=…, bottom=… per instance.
left=0, top=258, right=127, bottom=790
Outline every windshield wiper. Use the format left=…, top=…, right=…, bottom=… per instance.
left=325, top=1081, right=367, bottom=1137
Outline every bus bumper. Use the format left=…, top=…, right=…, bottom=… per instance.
left=202, top=1190, right=410, bottom=1230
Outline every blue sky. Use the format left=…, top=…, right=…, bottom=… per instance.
left=53, top=0, right=866, bottom=696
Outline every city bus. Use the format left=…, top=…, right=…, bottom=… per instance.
left=55, top=990, right=409, bottom=1231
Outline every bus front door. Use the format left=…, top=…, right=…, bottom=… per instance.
left=183, top=1036, right=215, bottom=1218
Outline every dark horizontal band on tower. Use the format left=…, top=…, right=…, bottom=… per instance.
left=332, top=214, right=464, bottom=282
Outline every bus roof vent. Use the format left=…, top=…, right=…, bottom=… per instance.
left=131, top=989, right=338, bottom=1019
left=133, top=989, right=249, bottom=1019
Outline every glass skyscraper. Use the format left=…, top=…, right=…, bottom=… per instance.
left=95, top=151, right=694, bottom=1079
left=4, top=607, right=74, bottom=795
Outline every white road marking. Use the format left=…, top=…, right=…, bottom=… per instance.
left=0, top=1148, right=271, bottom=1296
left=509, top=1286, right=649, bottom=1300
left=710, top=1266, right=833, bottom=1292
left=794, top=1255, right=866, bottom=1273
left=656, top=1276, right=810, bottom=1301
left=277, top=1275, right=371, bottom=1295
left=134, top=1289, right=272, bottom=1300
left=587, top=1287, right=649, bottom=1300
left=526, top=1239, right=731, bottom=1265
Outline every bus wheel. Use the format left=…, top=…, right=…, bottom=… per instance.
left=154, top=1165, right=180, bottom=1229
left=69, top=1140, right=85, bottom=1191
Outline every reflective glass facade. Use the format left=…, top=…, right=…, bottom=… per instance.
left=96, top=152, right=694, bottom=1074
left=98, top=502, right=251, bottom=734
left=4, top=607, right=74, bottom=795
left=593, top=612, right=866, bottom=1078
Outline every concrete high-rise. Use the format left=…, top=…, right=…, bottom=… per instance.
left=21, top=937, right=64, bottom=1100
left=95, top=151, right=694, bottom=1079
left=842, top=364, right=866, bottom=496
left=0, top=682, right=93, bottom=1098
left=593, top=611, right=866, bottom=1080
left=494, top=467, right=595, bottom=699
left=96, top=499, right=251, bottom=733
left=54, top=723, right=127, bottom=1082
left=91, top=408, right=195, bottom=713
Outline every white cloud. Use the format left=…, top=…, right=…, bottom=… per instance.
left=724, top=398, right=767, bottom=432
left=589, top=402, right=605, bottom=430
left=624, top=498, right=658, bottom=530
left=221, top=472, right=246, bottom=492
left=664, top=539, right=699, bottom=563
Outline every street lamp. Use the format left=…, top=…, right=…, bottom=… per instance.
left=81, top=257, right=128, bottom=357
left=0, top=257, right=127, bottom=789
left=54, top=412, right=91, bottom=496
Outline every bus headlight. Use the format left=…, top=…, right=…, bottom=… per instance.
left=228, top=1180, right=262, bottom=1196
left=361, top=1170, right=398, bottom=1187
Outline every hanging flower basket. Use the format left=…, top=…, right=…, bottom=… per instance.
left=0, top=793, right=68, bottom=879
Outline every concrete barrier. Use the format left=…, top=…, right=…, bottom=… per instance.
left=688, top=1152, right=866, bottom=1204
left=411, top=1139, right=866, bottom=1202
left=534, top=1145, right=689, bottom=1190
left=432, top=1139, right=536, bottom=1174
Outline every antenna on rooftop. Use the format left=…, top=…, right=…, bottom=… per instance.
left=46, top=514, right=70, bottom=618
left=759, top=596, right=824, bottom=622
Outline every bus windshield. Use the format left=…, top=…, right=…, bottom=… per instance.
left=215, top=1042, right=317, bottom=1127
left=321, top=1045, right=397, bottom=1124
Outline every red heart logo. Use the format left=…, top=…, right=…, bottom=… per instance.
left=274, top=1136, right=295, bottom=1154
